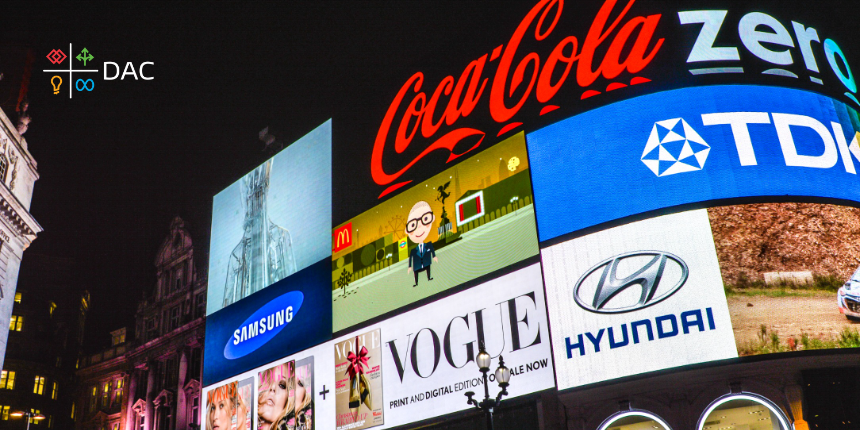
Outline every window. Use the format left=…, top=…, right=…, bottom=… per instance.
left=115, top=379, right=124, bottom=405
left=51, top=381, right=58, bottom=399
left=33, top=376, right=45, bottom=395
left=48, top=415, right=53, bottom=428
left=70, top=403, right=75, bottom=420
left=145, top=318, right=156, bottom=341
left=598, top=411, right=671, bottom=430
left=0, top=155, right=8, bottom=184
left=0, top=370, right=15, bottom=389
left=174, top=267, right=183, bottom=291
left=14, top=292, right=20, bottom=303
left=9, top=315, right=23, bottom=331
left=112, top=423, right=119, bottom=430
left=55, top=357, right=62, bottom=368
left=89, top=386, right=97, bottom=411
left=698, top=394, right=790, bottom=430
left=102, top=381, right=110, bottom=407
left=49, top=302, right=56, bottom=317
left=29, top=409, right=40, bottom=425
left=194, top=293, right=205, bottom=319
left=189, top=348, right=202, bottom=379
left=191, top=397, right=199, bottom=427
left=0, top=405, right=8, bottom=420
left=170, top=306, right=180, bottom=330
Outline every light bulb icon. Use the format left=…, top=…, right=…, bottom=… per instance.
left=51, top=76, right=62, bottom=94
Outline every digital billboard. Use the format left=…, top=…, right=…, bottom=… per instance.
left=202, top=263, right=554, bottom=429
left=528, top=82, right=860, bottom=388
left=205, top=378, right=254, bottom=430
left=208, top=120, right=332, bottom=315
left=331, top=132, right=538, bottom=331
left=542, top=210, right=737, bottom=389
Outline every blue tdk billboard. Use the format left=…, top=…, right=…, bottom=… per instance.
left=526, top=85, right=860, bottom=242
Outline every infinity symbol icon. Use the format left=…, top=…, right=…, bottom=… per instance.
left=75, top=79, right=95, bottom=91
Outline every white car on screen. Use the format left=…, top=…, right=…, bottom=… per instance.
left=838, top=265, right=860, bottom=320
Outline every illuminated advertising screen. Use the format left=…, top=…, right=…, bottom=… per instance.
left=205, top=378, right=254, bottom=430
left=208, top=120, right=332, bottom=316
left=331, top=132, right=538, bottom=331
left=202, top=264, right=553, bottom=429
left=528, top=82, right=860, bottom=388
left=203, top=120, right=332, bottom=385
left=542, top=210, right=737, bottom=389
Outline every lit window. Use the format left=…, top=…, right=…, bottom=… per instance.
left=89, top=386, right=97, bottom=411
left=48, top=415, right=53, bottom=428
left=0, top=370, right=15, bottom=390
left=14, top=292, right=20, bottom=303
left=70, top=403, right=75, bottom=420
left=598, top=411, right=671, bottom=430
left=33, top=376, right=45, bottom=395
left=0, top=405, right=8, bottom=420
left=698, top=394, right=790, bottom=430
left=51, top=381, right=58, bottom=400
left=29, top=409, right=40, bottom=425
left=9, top=315, right=23, bottom=332
left=49, top=302, right=56, bottom=317
left=103, top=382, right=110, bottom=406
left=116, top=379, right=124, bottom=404
left=112, top=423, right=119, bottom=430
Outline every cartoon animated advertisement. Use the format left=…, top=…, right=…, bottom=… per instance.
left=334, top=329, right=384, bottom=430
left=258, top=358, right=315, bottom=430
left=205, top=378, right=254, bottom=430
left=331, top=132, right=538, bottom=331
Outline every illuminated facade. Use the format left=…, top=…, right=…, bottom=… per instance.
left=75, top=218, right=205, bottom=430
left=0, top=99, right=42, bottom=372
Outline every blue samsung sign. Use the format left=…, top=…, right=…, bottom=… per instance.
left=526, top=85, right=860, bottom=242
left=203, top=259, right=330, bottom=385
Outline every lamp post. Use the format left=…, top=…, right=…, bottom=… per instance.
left=10, top=410, right=45, bottom=430
left=464, top=341, right=511, bottom=430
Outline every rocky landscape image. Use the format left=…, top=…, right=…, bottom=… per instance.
left=707, top=202, right=860, bottom=355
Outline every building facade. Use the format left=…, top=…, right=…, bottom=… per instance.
left=0, top=88, right=42, bottom=372
left=76, top=218, right=205, bottom=430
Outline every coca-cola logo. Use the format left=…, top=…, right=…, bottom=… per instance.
left=371, top=0, right=664, bottom=198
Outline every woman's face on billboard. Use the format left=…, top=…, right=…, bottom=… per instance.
left=209, top=398, right=232, bottom=430
left=259, top=375, right=288, bottom=423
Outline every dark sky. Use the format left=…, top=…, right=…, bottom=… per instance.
left=6, top=1, right=528, bottom=351
left=5, top=1, right=858, bottom=351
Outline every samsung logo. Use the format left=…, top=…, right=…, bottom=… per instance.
left=223, top=291, right=304, bottom=359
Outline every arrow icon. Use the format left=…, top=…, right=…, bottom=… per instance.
left=76, top=48, right=94, bottom=66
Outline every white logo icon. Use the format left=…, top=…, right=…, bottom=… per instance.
left=641, top=118, right=710, bottom=176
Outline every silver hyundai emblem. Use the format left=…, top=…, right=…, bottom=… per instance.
left=573, top=251, right=688, bottom=314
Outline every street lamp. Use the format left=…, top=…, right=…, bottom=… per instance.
left=464, top=341, right=511, bottom=430
left=10, top=411, right=45, bottom=430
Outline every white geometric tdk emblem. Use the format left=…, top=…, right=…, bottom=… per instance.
left=641, top=118, right=710, bottom=177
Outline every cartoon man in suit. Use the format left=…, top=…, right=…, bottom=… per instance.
left=405, top=201, right=438, bottom=287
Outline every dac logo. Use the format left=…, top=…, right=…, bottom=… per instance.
left=333, top=222, right=353, bottom=253
left=573, top=251, right=688, bottom=313
left=641, top=118, right=710, bottom=176
left=42, top=43, right=154, bottom=99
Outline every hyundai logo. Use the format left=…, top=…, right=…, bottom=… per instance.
left=573, top=251, right=688, bottom=314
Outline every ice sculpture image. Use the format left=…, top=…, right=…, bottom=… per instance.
left=223, top=160, right=297, bottom=307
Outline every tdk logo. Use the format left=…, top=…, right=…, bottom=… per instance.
left=573, top=251, right=688, bottom=313
left=643, top=112, right=860, bottom=176
left=224, top=291, right=303, bottom=359
left=641, top=119, right=710, bottom=176
left=566, top=251, right=717, bottom=359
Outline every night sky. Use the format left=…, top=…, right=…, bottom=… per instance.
left=6, top=1, right=526, bottom=351
left=5, top=1, right=858, bottom=351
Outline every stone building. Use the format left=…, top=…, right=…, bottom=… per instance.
left=0, top=74, right=42, bottom=372
left=75, top=218, right=206, bottom=430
